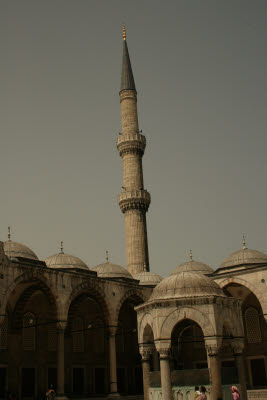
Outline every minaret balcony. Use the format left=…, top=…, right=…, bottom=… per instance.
left=116, top=132, right=146, bottom=156
left=118, top=189, right=151, bottom=213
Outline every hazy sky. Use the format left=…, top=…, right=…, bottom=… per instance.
left=1, top=1, right=267, bottom=276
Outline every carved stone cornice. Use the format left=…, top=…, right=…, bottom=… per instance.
left=116, top=132, right=146, bottom=157
left=118, top=189, right=151, bottom=213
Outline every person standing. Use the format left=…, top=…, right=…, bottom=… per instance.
left=196, top=386, right=207, bottom=400
left=46, top=385, right=55, bottom=400
left=231, top=386, right=240, bottom=400
left=194, top=386, right=201, bottom=400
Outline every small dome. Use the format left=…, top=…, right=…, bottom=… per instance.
left=4, top=240, right=39, bottom=260
left=134, top=271, right=163, bottom=286
left=221, top=248, right=267, bottom=268
left=45, top=252, right=89, bottom=270
left=92, top=262, right=133, bottom=279
left=150, top=271, right=224, bottom=301
left=171, top=260, right=213, bottom=275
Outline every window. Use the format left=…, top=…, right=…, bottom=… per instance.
left=72, top=318, right=84, bottom=352
left=0, top=315, right=8, bottom=350
left=23, top=312, right=36, bottom=351
left=245, top=307, right=262, bottom=343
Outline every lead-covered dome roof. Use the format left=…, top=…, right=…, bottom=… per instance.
left=221, top=248, right=267, bottom=268
left=171, top=260, right=213, bottom=275
left=4, top=240, right=39, bottom=260
left=134, top=271, right=163, bottom=287
left=150, top=271, right=224, bottom=301
left=92, top=262, right=133, bottom=279
left=45, top=252, right=89, bottom=270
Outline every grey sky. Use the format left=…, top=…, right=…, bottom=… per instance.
left=1, top=1, right=267, bottom=276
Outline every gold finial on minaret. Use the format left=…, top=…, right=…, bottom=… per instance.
left=123, top=25, right=126, bottom=41
left=8, top=226, right=11, bottom=241
left=106, top=250, right=109, bottom=262
left=242, top=234, right=247, bottom=250
left=60, top=241, right=64, bottom=254
left=189, top=249, right=193, bottom=261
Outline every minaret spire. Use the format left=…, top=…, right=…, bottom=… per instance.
left=120, top=25, right=136, bottom=93
left=117, top=27, right=151, bottom=275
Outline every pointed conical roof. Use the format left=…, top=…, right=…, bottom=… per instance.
left=120, top=30, right=136, bottom=92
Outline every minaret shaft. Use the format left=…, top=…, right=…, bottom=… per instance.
left=117, top=34, right=150, bottom=276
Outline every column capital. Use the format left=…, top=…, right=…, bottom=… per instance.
left=231, top=338, right=245, bottom=355
left=205, top=337, right=222, bottom=356
left=108, top=326, right=118, bottom=336
left=139, top=344, right=154, bottom=361
left=57, top=320, right=67, bottom=331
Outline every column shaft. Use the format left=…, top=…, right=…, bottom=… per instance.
left=57, top=329, right=65, bottom=396
left=160, top=357, right=172, bottom=400
left=235, top=354, right=247, bottom=400
left=208, top=354, right=222, bottom=400
left=108, top=332, right=118, bottom=396
left=142, top=359, right=150, bottom=400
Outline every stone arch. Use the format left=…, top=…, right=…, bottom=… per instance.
left=160, top=306, right=215, bottom=339
left=138, top=312, right=154, bottom=344
left=65, top=281, right=111, bottom=325
left=219, top=276, right=266, bottom=312
left=114, top=288, right=146, bottom=325
left=2, top=271, right=59, bottom=326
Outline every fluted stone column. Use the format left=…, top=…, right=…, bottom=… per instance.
left=56, top=322, right=67, bottom=399
left=206, top=341, right=222, bottom=400
left=232, top=339, right=247, bottom=400
left=108, top=326, right=119, bottom=397
left=117, top=30, right=151, bottom=276
left=159, top=349, right=172, bottom=400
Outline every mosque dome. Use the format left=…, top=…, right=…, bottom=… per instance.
left=220, top=248, right=267, bottom=268
left=134, top=271, right=163, bottom=287
left=171, top=260, right=213, bottom=275
left=45, top=252, right=89, bottom=271
left=92, top=261, right=133, bottom=280
left=150, top=271, right=224, bottom=301
left=4, top=240, right=39, bottom=261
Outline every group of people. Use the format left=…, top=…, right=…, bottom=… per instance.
left=194, top=385, right=241, bottom=400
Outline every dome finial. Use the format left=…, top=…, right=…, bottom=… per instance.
left=106, top=250, right=109, bottom=262
left=123, top=25, right=126, bottom=41
left=143, top=262, right=147, bottom=271
left=242, top=234, right=247, bottom=250
left=8, top=226, right=11, bottom=241
left=60, top=241, right=64, bottom=254
left=189, top=249, right=193, bottom=261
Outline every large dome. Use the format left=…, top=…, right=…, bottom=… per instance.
left=4, top=240, right=39, bottom=260
left=171, top=260, right=213, bottom=275
left=92, top=262, right=133, bottom=279
left=221, top=248, right=267, bottom=268
left=134, top=271, right=163, bottom=287
left=150, top=271, right=224, bottom=301
left=45, top=252, right=89, bottom=270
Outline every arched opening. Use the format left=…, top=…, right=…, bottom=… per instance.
left=116, top=295, right=143, bottom=396
left=66, top=293, right=108, bottom=397
left=4, top=281, right=58, bottom=400
left=171, top=319, right=209, bottom=387
left=223, top=283, right=267, bottom=389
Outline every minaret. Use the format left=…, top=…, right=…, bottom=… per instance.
left=117, top=26, right=151, bottom=276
